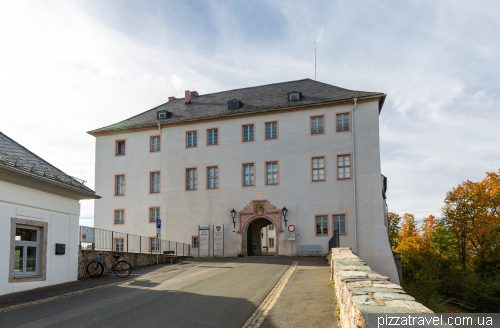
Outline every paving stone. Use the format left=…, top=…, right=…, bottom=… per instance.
left=373, top=293, right=415, bottom=301
left=372, top=282, right=403, bottom=289
left=349, top=287, right=406, bottom=294
left=384, top=300, right=432, bottom=313
left=338, top=271, right=369, bottom=278
left=352, top=295, right=377, bottom=306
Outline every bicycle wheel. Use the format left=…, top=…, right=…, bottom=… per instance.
left=87, top=261, right=104, bottom=278
left=114, top=260, right=132, bottom=278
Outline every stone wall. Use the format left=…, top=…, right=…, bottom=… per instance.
left=78, top=250, right=184, bottom=279
left=327, top=248, right=432, bottom=328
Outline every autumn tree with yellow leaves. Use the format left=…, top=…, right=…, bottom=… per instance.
left=391, top=169, right=500, bottom=312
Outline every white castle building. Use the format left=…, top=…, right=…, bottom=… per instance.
left=89, top=79, right=399, bottom=283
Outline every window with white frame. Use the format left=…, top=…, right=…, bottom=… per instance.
left=316, top=215, right=328, bottom=236
left=150, top=238, right=159, bottom=252
left=266, top=162, right=278, bottom=185
left=186, top=168, right=197, bottom=190
left=311, top=116, right=324, bottom=134
left=151, top=136, right=161, bottom=152
left=192, top=236, right=199, bottom=249
left=116, top=175, right=125, bottom=195
left=242, top=125, right=254, bottom=142
left=116, top=140, right=125, bottom=155
left=336, top=113, right=350, bottom=132
left=243, top=164, right=254, bottom=186
left=265, top=122, right=277, bottom=140
left=207, top=166, right=218, bottom=189
left=207, top=129, right=218, bottom=145
left=186, top=131, right=197, bottom=147
left=151, top=172, right=160, bottom=193
left=312, top=157, right=325, bottom=181
left=115, top=210, right=124, bottom=224
left=337, top=155, right=351, bottom=179
left=269, top=238, right=275, bottom=248
left=14, top=226, right=39, bottom=275
left=115, top=238, right=124, bottom=252
left=268, top=224, right=274, bottom=230
left=150, top=207, right=160, bottom=223
left=333, top=215, right=346, bottom=235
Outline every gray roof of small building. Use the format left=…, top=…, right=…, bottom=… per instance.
left=0, top=132, right=99, bottom=198
left=89, top=78, right=385, bottom=134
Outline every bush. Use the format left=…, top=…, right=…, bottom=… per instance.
left=463, top=274, right=500, bottom=313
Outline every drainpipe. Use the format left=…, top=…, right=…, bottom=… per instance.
left=351, top=98, right=358, bottom=254
left=157, top=123, right=163, bottom=249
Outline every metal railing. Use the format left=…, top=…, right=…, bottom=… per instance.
left=79, top=226, right=190, bottom=256
left=328, top=223, right=340, bottom=250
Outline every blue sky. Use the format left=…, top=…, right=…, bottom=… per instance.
left=1, top=1, right=499, bottom=226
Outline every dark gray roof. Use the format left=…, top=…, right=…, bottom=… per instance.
left=89, top=78, right=385, bottom=134
left=0, top=132, right=99, bottom=198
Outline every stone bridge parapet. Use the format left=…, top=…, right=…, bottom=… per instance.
left=327, top=247, right=432, bottom=328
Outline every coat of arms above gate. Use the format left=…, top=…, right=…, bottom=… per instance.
left=238, top=200, right=282, bottom=234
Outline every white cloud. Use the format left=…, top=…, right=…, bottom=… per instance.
left=1, top=0, right=499, bottom=225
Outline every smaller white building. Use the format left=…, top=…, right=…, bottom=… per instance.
left=261, top=224, right=276, bottom=254
left=0, top=132, right=99, bottom=296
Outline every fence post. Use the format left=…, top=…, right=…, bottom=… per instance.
left=140, top=236, right=142, bottom=253
left=111, top=231, right=114, bottom=252
left=127, top=234, right=129, bottom=253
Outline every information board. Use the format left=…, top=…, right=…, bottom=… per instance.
left=214, top=225, right=223, bottom=250
left=81, top=227, right=94, bottom=243
left=199, top=229, right=209, bottom=250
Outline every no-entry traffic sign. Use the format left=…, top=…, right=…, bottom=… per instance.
left=288, top=225, right=295, bottom=232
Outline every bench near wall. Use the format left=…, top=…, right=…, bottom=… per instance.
left=327, top=248, right=432, bottom=328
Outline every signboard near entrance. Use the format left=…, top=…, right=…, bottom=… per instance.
left=214, top=225, right=223, bottom=250
left=199, top=229, right=209, bottom=250
left=285, top=232, right=296, bottom=241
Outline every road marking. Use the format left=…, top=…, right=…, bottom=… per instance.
left=242, top=261, right=298, bottom=328
left=11, top=263, right=236, bottom=328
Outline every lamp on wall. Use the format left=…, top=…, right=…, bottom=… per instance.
left=281, top=207, right=288, bottom=227
left=230, top=208, right=237, bottom=231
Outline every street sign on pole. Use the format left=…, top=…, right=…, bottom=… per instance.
left=288, top=225, right=295, bottom=232
left=156, top=219, right=161, bottom=238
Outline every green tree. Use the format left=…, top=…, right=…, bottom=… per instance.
left=388, top=212, right=401, bottom=249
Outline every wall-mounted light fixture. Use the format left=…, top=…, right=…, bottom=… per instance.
left=230, top=208, right=237, bottom=231
left=281, top=207, right=288, bottom=227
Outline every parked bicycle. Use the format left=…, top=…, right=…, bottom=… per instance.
left=86, top=251, right=132, bottom=278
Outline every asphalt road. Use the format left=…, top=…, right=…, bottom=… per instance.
left=0, top=257, right=337, bottom=328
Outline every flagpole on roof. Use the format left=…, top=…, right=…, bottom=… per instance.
left=314, top=40, right=317, bottom=81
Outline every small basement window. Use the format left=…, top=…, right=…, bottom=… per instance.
left=228, top=100, right=241, bottom=110
left=288, top=92, right=301, bottom=101
left=157, top=111, right=170, bottom=119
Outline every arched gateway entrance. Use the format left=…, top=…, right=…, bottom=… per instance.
left=238, top=200, right=283, bottom=256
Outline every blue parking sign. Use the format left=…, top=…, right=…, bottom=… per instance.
left=156, top=219, right=161, bottom=229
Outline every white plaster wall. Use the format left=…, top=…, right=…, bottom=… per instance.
left=0, top=180, right=81, bottom=295
left=93, top=99, right=398, bottom=283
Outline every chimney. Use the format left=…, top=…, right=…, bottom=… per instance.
left=185, top=90, right=191, bottom=104
left=168, top=96, right=176, bottom=102
left=190, top=91, right=199, bottom=97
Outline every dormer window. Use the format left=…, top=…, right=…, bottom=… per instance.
left=157, top=111, right=170, bottom=119
left=228, top=100, right=241, bottom=110
left=288, top=92, right=301, bottom=101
